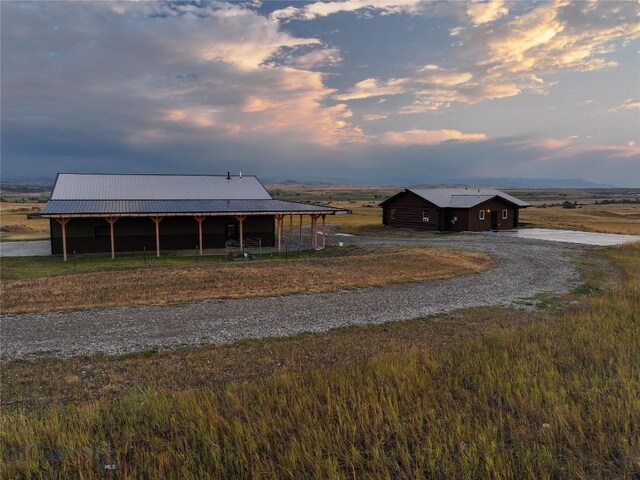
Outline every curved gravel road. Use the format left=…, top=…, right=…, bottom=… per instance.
left=1, top=234, right=583, bottom=360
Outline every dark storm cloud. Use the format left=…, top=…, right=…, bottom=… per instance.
left=1, top=1, right=638, bottom=186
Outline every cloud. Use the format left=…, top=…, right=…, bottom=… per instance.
left=270, top=0, right=428, bottom=21
left=381, top=129, right=487, bottom=145
left=526, top=137, right=640, bottom=162
left=533, top=137, right=576, bottom=151
left=466, top=0, right=508, bottom=25
left=608, top=98, right=640, bottom=113
left=337, top=1, right=640, bottom=114
left=334, top=78, right=407, bottom=101
left=1, top=1, right=364, bottom=147
left=287, top=47, right=342, bottom=69
left=362, top=114, right=388, bottom=121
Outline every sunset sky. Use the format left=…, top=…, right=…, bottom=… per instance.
left=2, top=1, right=639, bottom=186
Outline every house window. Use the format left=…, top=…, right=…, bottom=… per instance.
left=422, top=212, right=429, bottom=222
left=502, top=209, right=508, bottom=219
left=390, top=209, right=396, bottom=220
left=479, top=210, right=485, bottom=220
left=94, top=226, right=110, bottom=237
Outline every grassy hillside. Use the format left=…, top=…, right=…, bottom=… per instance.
left=1, top=243, right=638, bottom=478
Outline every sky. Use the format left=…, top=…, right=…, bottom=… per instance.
left=1, top=0, right=639, bottom=186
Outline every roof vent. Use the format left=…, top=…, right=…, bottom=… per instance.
left=226, top=171, right=231, bottom=180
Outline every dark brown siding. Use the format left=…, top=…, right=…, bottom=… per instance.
left=381, top=192, right=523, bottom=232
left=444, top=209, right=470, bottom=232
left=466, top=198, right=517, bottom=231
left=382, top=191, right=441, bottom=230
left=51, top=215, right=275, bottom=254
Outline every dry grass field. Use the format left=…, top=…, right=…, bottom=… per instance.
left=1, top=248, right=489, bottom=314
left=1, top=307, right=548, bottom=413
left=520, top=204, right=640, bottom=235
left=0, top=201, right=49, bottom=241
left=1, top=243, right=637, bottom=479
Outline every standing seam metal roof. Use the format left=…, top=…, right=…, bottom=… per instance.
left=43, top=174, right=342, bottom=216
left=407, top=188, right=530, bottom=208
left=50, top=173, right=273, bottom=200
left=40, top=199, right=341, bottom=216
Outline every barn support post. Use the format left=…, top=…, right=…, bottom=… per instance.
left=289, top=214, right=293, bottom=238
left=105, top=217, right=118, bottom=259
left=194, top=216, right=205, bottom=255
left=321, top=214, right=327, bottom=248
left=55, top=218, right=71, bottom=261
left=151, top=216, right=163, bottom=257
left=310, top=214, right=320, bottom=248
left=275, top=214, right=284, bottom=253
left=299, top=215, right=303, bottom=242
left=235, top=215, right=246, bottom=252
left=280, top=217, right=284, bottom=247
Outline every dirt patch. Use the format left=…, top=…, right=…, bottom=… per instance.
left=0, top=224, right=33, bottom=232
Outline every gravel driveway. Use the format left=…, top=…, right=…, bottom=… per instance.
left=1, top=234, right=583, bottom=360
left=0, top=240, right=50, bottom=257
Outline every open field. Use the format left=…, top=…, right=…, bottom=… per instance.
left=520, top=204, right=640, bottom=235
left=1, top=243, right=638, bottom=478
left=0, top=247, right=489, bottom=314
left=0, top=201, right=49, bottom=241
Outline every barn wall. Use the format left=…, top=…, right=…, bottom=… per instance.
left=381, top=192, right=441, bottom=230
left=50, top=215, right=275, bottom=254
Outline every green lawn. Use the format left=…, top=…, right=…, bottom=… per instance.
left=1, top=243, right=638, bottom=478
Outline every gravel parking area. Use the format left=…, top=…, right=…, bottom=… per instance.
left=1, top=234, right=583, bottom=360
left=0, top=240, right=50, bottom=257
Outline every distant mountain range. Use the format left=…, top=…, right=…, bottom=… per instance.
left=275, top=179, right=337, bottom=186
left=1, top=176, right=617, bottom=191
left=436, top=177, right=614, bottom=188
left=272, top=177, right=615, bottom=188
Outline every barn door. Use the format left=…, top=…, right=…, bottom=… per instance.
left=225, top=222, right=237, bottom=240
left=490, top=211, right=498, bottom=230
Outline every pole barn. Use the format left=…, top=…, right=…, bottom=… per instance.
left=41, top=173, right=340, bottom=259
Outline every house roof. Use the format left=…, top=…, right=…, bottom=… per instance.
left=382, top=188, right=530, bottom=209
left=42, top=173, right=341, bottom=216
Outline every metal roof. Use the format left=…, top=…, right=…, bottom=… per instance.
left=41, top=199, right=341, bottom=217
left=50, top=173, right=272, bottom=200
left=407, top=188, right=530, bottom=208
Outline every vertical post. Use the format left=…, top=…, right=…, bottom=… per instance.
left=310, top=214, right=319, bottom=247
left=194, top=216, right=205, bottom=256
left=151, top=216, right=163, bottom=257
left=289, top=214, right=293, bottom=238
left=321, top=214, right=327, bottom=248
left=235, top=215, right=246, bottom=252
left=55, top=218, right=71, bottom=261
left=299, top=215, right=303, bottom=242
left=275, top=215, right=284, bottom=253
left=105, top=217, right=118, bottom=259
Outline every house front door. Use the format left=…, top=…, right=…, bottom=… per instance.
left=490, top=211, right=498, bottom=230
